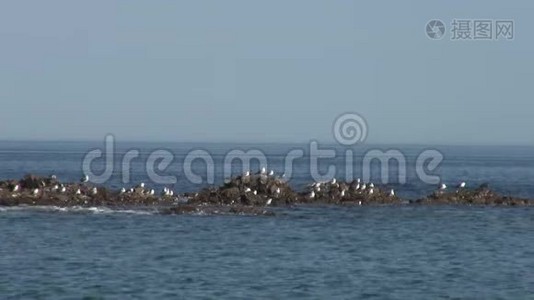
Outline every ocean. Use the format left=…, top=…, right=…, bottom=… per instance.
left=1, top=141, right=534, bottom=298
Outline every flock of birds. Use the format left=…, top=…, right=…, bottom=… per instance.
left=8, top=169, right=469, bottom=203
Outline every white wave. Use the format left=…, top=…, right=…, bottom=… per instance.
left=0, top=205, right=154, bottom=215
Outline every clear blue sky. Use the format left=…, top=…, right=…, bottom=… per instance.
left=0, top=1, right=532, bottom=145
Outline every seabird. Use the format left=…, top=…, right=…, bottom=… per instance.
left=120, top=188, right=126, bottom=194
left=33, top=188, right=39, bottom=195
left=275, top=187, right=281, bottom=195
left=253, top=190, right=257, bottom=195
left=340, top=190, right=346, bottom=197
left=309, top=191, right=316, bottom=199
left=139, top=182, right=145, bottom=189
left=244, top=171, right=251, bottom=177
left=439, top=183, right=447, bottom=190
left=361, top=184, right=367, bottom=191
left=60, top=187, right=66, bottom=193
left=369, top=183, right=375, bottom=188
left=81, top=175, right=89, bottom=183
left=76, top=189, right=81, bottom=195
left=331, top=178, right=337, bottom=185
left=266, top=198, right=273, bottom=205
left=12, top=185, right=19, bottom=192
left=53, top=185, right=59, bottom=191
left=260, top=167, right=266, bottom=174
left=268, top=170, right=274, bottom=176
left=458, top=182, right=466, bottom=188
left=358, top=200, right=362, bottom=205
left=368, top=188, right=374, bottom=195
left=389, top=189, right=395, bottom=197
left=356, top=178, right=361, bottom=183
left=51, top=175, right=57, bottom=180
left=92, top=187, right=98, bottom=195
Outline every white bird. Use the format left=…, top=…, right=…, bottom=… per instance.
left=315, top=186, right=321, bottom=192
left=268, top=170, right=274, bottom=176
left=120, top=188, right=126, bottom=194
left=81, top=175, right=89, bottom=183
left=12, top=185, right=19, bottom=192
left=92, top=187, right=98, bottom=195
left=33, top=188, right=39, bottom=195
left=51, top=175, right=57, bottom=180
left=369, top=183, right=375, bottom=188
left=266, top=198, right=272, bottom=205
left=389, top=189, right=395, bottom=197
left=53, top=185, right=59, bottom=191
left=139, top=182, right=145, bottom=189
left=358, top=200, right=362, bottom=205
left=355, top=183, right=360, bottom=191
left=148, top=189, right=155, bottom=196
left=253, top=190, right=257, bottom=195
left=60, top=187, right=66, bottom=193
left=169, top=190, right=174, bottom=196
left=244, top=171, right=251, bottom=177
left=309, top=191, right=316, bottom=199
left=275, top=187, right=281, bottom=195
left=368, top=188, right=374, bottom=195
left=261, top=167, right=266, bottom=174
left=439, top=183, right=447, bottom=190
left=361, top=184, right=367, bottom=191
left=356, top=178, right=361, bottom=183
left=340, top=190, right=346, bottom=197
left=331, top=178, right=337, bottom=185
left=128, top=188, right=134, bottom=193
left=76, top=189, right=81, bottom=195
left=244, top=187, right=251, bottom=193
left=458, top=182, right=466, bottom=188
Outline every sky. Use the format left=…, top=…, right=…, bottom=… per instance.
left=0, top=0, right=533, bottom=145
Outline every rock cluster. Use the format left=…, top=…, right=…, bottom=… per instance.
left=1, top=174, right=533, bottom=216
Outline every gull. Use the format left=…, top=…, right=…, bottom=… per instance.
left=51, top=175, right=57, bottom=180
left=356, top=178, right=361, bottom=183
left=275, top=187, right=281, bottom=195
left=309, top=191, right=316, bottom=199
left=120, top=188, right=126, bottom=194
left=139, top=182, right=145, bottom=189
left=244, top=171, right=251, bottom=177
left=340, top=190, right=346, bottom=197
left=244, top=187, right=251, bottom=193
left=33, top=188, right=39, bottom=195
left=260, top=167, right=266, bottom=174
left=81, top=175, right=89, bottom=183
left=439, top=183, right=447, bottom=190
left=268, top=170, right=274, bottom=176
left=92, top=187, right=98, bottom=195
left=60, top=187, right=66, bottom=193
left=76, top=189, right=81, bottom=195
left=266, top=198, right=273, bottom=206
left=389, top=189, right=395, bottom=197
left=12, top=185, right=19, bottom=192
left=253, top=190, right=257, bottom=195
left=355, top=183, right=360, bottom=191
left=148, top=189, right=155, bottom=196
left=358, top=200, right=362, bottom=206
left=331, top=178, right=337, bottom=185
left=360, top=184, right=367, bottom=191
left=369, top=183, right=375, bottom=188
left=458, top=182, right=466, bottom=188
left=315, top=186, right=321, bottom=192
left=53, top=185, right=59, bottom=191
left=368, top=188, right=374, bottom=195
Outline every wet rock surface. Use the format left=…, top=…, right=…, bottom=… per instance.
left=0, top=174, right=532, bottom=215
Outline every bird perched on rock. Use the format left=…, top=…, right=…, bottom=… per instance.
left=268, top=170, right=274, bottom=176
left=266, top=198, right=272, bottom=206
left=309, top=191, right=316, bottom=199
left=60, top=186, right=66, bottom=193
left=120, top=187, right=126, bottom=194
left=91, top=187, right=98, bottom=195
left=12, top=185, right=19, bottom=192
left=33, top=188, right=39, bottom=195
left=81, top=175, right=89, bottom=183
left=458, top=182, right=466, bottom=188
left=439, top=183, right=447, bottom=190
left=389, top=189, right=395, bottom=197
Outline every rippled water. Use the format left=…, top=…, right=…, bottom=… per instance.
left=1, top=142, right=534, bottom=298
left=1, top=206, right=534, bottom=298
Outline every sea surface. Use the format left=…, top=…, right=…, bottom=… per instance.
left=1, top=141, right=534, bottom=299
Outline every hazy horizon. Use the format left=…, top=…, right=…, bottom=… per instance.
left=1, top=1, right=533, bottom=146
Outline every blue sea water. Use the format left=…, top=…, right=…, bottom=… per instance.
left=1, top=141, right=534, bottom=299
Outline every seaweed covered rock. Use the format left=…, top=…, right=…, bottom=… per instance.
left=414, top=184, right=532, bottom=206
